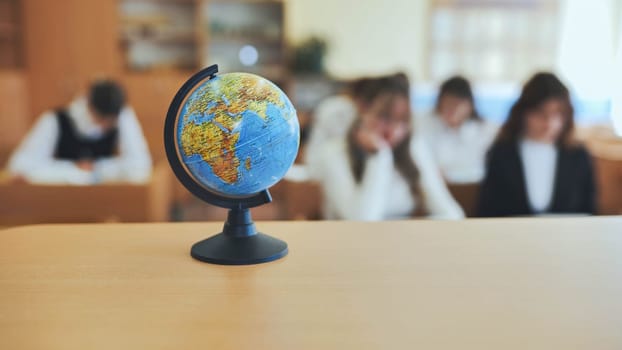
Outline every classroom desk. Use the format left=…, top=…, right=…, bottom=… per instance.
left=1, top=218, right=622, bottom=349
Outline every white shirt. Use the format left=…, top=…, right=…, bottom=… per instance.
left=519, top=139, right=558, bottom=213
left=419, top=114, right=498, bottom=183
left=8, top=97, right=152, bottom=184
left=304, top=95, right=357, bottom=179
left=315, top=136, right=464, bottom=221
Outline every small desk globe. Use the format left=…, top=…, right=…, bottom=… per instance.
left=164, top=64, right=300, bottom=265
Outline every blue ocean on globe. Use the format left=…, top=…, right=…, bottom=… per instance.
left=176, top=72, right=299, bottom=198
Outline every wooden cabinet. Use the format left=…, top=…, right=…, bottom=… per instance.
left=120, top=71, right=189, bottom=161
left=22, top=0, right=122, bottom=117
left=0, top=0, right=26, bottom=165
left=0, top=70, right=28, bottom=165
left=0, top=0, right=23, bottom=69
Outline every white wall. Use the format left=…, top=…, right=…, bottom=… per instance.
left=286, top=0, right=430, bottom=81
left=556, top=0, right=617, bottom=98
left=611, top=0, right=622, bottom=134
left=287, top=0, right=622, bottom=81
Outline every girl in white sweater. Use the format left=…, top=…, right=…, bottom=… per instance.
left=419, top=76, right=497, bottom=184
left=315, top=75, right=464, bottom=221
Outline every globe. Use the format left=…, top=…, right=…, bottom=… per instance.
left=174, top=72, right=299, bottom=198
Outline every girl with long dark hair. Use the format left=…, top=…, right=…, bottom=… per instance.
left=315, top=74, right=463, bottom=220
left=305, top=75, right=391, bottom=174
left=420, top=76, right=497, bottom=183
left=477, top=72, right=596, bottom=217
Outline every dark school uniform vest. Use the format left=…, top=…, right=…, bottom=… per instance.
left=53, top=109, right=118, bottom=160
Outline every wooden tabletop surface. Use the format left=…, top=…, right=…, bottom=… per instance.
left=1, top=217, right=622, bottom=349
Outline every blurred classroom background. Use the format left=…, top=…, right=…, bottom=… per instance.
left=1, top=0, right=621, bottom=226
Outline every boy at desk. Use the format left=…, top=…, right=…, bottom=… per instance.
left=8, top=80, right=152, bottom=184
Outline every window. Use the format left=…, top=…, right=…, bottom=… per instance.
left=427, top=0, right=559, bottom=82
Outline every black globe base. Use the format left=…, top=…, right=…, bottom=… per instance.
left=190, top=207, right=288, bottom=265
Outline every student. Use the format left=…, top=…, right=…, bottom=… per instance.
left=419, top=76, right=497, bottom=183
left=477, top=72, right=596, bottom=217
left=315, top=74, right=464, bottom=220
left=304, top=77, right=379, bottom=174
left=8, top=80, right=152, bottom=184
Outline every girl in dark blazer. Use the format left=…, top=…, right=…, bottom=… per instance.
left=478, top=73, right=596, bottom=217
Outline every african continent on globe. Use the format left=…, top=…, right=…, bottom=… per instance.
left=176, top=72, right=299, bottom=198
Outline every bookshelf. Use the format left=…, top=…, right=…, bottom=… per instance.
left=119, top=0, right=200, bottom=71
left=118, top=0, right=287, bottom=82
left=202, top=1, right=286, bottom=82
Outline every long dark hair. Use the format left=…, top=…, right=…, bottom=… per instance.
left=435, top=76, right=481, bottom=121
left=346, top=74, right=427, bottom=216
left=496, top=72, right=575, bottom=147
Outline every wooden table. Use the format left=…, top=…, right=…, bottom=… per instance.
left=0, top=163, right=173, bottom=225
left=1, top=218, right=622, bottom=349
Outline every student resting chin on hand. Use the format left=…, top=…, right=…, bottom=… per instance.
left=315, top=74, right=464, bottom=221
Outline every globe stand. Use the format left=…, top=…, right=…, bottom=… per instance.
left=190, top=206, right=288, bottom=265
